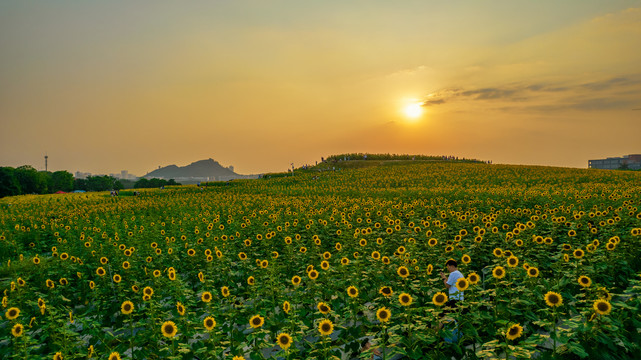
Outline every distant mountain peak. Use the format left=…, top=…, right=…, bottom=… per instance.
left=144, top=158, right=237, bottom=180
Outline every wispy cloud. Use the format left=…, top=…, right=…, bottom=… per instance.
left=421, top=75, right=641, bottom=112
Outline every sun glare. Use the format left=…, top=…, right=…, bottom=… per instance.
left=402, top=101, right=424, bottom=121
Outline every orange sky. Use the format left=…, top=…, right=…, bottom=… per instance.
left=1, top=1, right=640, bottom=175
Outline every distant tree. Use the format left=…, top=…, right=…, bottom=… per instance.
left=0, top=167, right=21, bottom=197
left=50, top=171, right=74, bottom=192
left=167, top=179, right=180, bottom=186
left=134, top=178, right=150, bottom=189
left=74, top=178, right=89, bottom=191
left=15, top=165, right=48, bottom=194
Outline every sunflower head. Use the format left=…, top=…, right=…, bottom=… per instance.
left=456, top=277, right=469, bottom=291
left=347, top=286, right=359, bottom=298
left=578, top=276, right=592, bottom=288
left=432, top=292, right=448, bottom=306
left=11, top=323, right=24, bottom=337
left=376, top=307, right=391, bottom=323
left=505, top=323, right=523, bottom=340
left=161, top=321, right=178, bottom=338
left=506, top=256, right=519, bottom=267
left=527, top=267, right=539, bottom=278
left=467, top=272, right=480, bottom=285
left=292, top=275, right=302, bottom=286
left=398, top=292, right=413, bottom=306
left=6, top=307, right=20, bottom=320
left=318, top=319, right=334, bottom=336
left=276, top=332, right=293, bottom=350
left=593, top=299, right=612, bottom=315
left=249, top=315, right=264, bottom=329
left=108, top=352, right=122, bottom=360
left=492, top=266, right=506, bottom=279
left=397, top=266, right=410, bottom=278
left=283, top=301, right=291, bottom=314
left=121, top=301, right=134, bottom=315
left=379, top=286, right=393, bottom=297
left=544, top=291, right=563, bottom=307
left=203, top=316, right=216, bottom=330
left=317, top=302, right=331, bottom=314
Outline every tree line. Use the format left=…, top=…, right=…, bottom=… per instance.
left=0, top=165, right=180, bottom=198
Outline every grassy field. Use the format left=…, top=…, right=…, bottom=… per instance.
left=1, top=160, right=640, bottom=359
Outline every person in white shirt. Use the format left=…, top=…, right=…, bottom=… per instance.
left=440, top=259, right=464, bottom=308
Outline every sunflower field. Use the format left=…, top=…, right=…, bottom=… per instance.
left=1, top=160, right=640, bottom=360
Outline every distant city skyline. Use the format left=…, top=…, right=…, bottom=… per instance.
left=1, top=1, right=640, bottom=175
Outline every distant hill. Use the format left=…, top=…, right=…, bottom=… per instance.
left=143, top=159, right=239, bottom=182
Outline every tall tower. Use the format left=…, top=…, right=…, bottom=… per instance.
left=45, top=154, right=48, bottom=172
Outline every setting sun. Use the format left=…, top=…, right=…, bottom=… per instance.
left=403, top=101, right=424, bottom=120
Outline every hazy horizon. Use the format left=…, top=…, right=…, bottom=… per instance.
left=1, top=1, right=640, bottom=175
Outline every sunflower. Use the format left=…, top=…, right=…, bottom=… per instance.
left=249, top=315, right=264, bottom=329
left=461, top=254, right=471, bottom=264
left=492, top=266, right=506, bottom=279
left=96, top=267, right=106, bottom=276
left=320, top=261, right=330, bottom=270
left=221, top=286, right=230, bottom=298
left=379, top=286, right=393, bottom=297
left=153, top=270, right=161, bottom=278
left=527, top=267, right=539, bottom=278
left=432, top=292, right=448, bottom=306
left=371, top=251, right=381, bottom=260
left=108, top=352, right=121, bottom=360
left=456, top=277, right=469, bottom=291
left=426, top=264, right=434, bottom=275
left=308, top=270, right=319, bottom=280
left=292, top=275, right=302, bottom=286
left=563, top=254, right=569, bottom=262
left=493, top=248, right=503, bottom=257
left=121, top=301, right=134, bottom=315
left=168, top=271, right=176, bottom=281
left=247, top=276, right=255, bottom=286
left=89, top=281, right=95, bottom=290
left=203, top=316, right=216, bottom=330
left=53, top=352, right=63, bottom=360
left=317, top=302, right=331, bottom=314
left=232, top=356, right=245, bottom=360
left=276, top=332, right=293, bottom=350
left=347, top=286, right=359, bottom=298
left=318, top=319, right=334, bottom=336
left=341, top=257, right=350, bottom=265
left=544, top=291, right=563, bottom=307
left=143, top=286, right=154, bottom=297
left=397, top=266, right=410, bottom=278
left=382, top=256, right=390, bottom=265
left=467, top=272, right=480, bottom=285
left=201, top=291, right=212, bottom=303
left=100, top=257, right=109, bottom=265
left=283, top=301, right=291, bottom=314
left=606, top=242, right=616, bottom=251
left=6, top=307, right=20, bottom=320
left=573, top=249, right=584, bottom=259
left=176, top=302, right=186, bottom=316
left=505, top=323, right=523, bottom=340
left=578, top=276, right=592, bottom=288
left=398, top=293, right=413, bottom=306
left=11, top=323, right=23, bottom=337
left=376, top=307, right=391, bottom=323
left=161, top=321, right=178, bottom=338
left=593, top=299, right=612, bottom=315
left=359, top=239, right=367, bottom=246
left=260, top=260, right=269, bottom=268
left=113, top=274, right=122, bottom=283
left=506, top=256, right=519, bottom=267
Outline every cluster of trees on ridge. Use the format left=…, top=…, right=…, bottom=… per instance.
left=0, top=166, right=180, bottom=198
left=325, top=153, right=487, bottom=162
